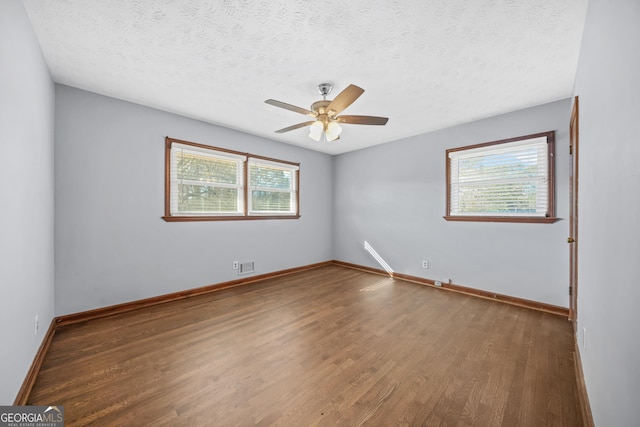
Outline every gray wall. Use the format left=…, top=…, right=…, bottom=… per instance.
left=54, top=85, right=333, bottom=316
left=9, top=2, right=639, bottom=421
left=573, top=0, right=640, bottom=425
left=333, top=99, right=571, bottom=307
left=0, top=0, right=55, bottom=404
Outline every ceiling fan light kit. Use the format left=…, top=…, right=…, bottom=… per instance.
left=265, top=83, right=388, bottom=142
left=309, top=121, right=324, bottom=141
left=326, top=121, right=342, bottom=141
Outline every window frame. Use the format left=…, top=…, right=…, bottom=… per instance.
left=444, top=131, right=559, bottom=223
left=163, top=137, right=300, bottom=222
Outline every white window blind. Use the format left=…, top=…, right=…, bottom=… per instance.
left=448, top=135, right=552, bottom=217
left=248, top=159, right=299, bottom=215
left=170, top=143, right=246, bottom=216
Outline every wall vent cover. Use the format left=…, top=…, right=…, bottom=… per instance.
left=238, top=261, right=255, bottom=275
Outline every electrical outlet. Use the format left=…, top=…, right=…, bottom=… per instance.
left=34, top=315, right=39, bottom=335
left=434, top=280, right=442, bottom=287
left=233, top=261, right=239, bottom=270
left=422, top=260, right=429, bottom=269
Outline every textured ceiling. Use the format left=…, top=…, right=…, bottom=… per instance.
left=23, top=0, right=588, bottom=155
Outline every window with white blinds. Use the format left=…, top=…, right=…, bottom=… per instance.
left=164, top=137, right=300, bottom=221
left=446, top=131, right=556, bottom=222
left=248, top=159, right=299, bottom=215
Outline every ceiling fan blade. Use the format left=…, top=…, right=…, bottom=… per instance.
left=265, top=99, right=315, bottom=117
left=326, top=84, right=364, bottom=116
left=337, top=115, right=389, bottom=125
left=275, top=121, right=316, bottom=133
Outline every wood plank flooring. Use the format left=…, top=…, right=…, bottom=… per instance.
left=27, top=265, right=581, bottom=426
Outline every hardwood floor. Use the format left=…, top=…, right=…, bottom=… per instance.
left=27, top=265, right=581, bottom=426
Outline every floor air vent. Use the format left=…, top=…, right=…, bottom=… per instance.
left=238, top=261, right=255, bottom=275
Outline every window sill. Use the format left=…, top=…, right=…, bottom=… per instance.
left=163, top=215, right=300, bottom=222
left=443, top=215, right=561, bottom=224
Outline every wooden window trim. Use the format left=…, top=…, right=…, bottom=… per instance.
left=163, top=137, right=300, bottom=222
left=445, top=131, right=559, bottom=224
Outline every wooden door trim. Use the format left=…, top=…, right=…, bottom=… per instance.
left=569, top=96, right=580, bottom=321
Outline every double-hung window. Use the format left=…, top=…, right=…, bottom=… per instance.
left=445, top=131, right=557, bottom=223
left=164, top=137, right=300, bottom=221
left=248, top=159, right=298, bottom=216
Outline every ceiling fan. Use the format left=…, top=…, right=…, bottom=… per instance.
left=265, top=83, right=389, bottom=142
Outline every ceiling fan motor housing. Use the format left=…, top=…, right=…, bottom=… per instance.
left=311, top=100, right=331, bottom=115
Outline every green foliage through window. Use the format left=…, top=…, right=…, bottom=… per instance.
left=251, top=191, right=291, bottom=212
left=249, top=165, right=292, bottom=189
left=178, top=185, right=239, bottom=213
left=177, top=151, right=238, bottom=184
